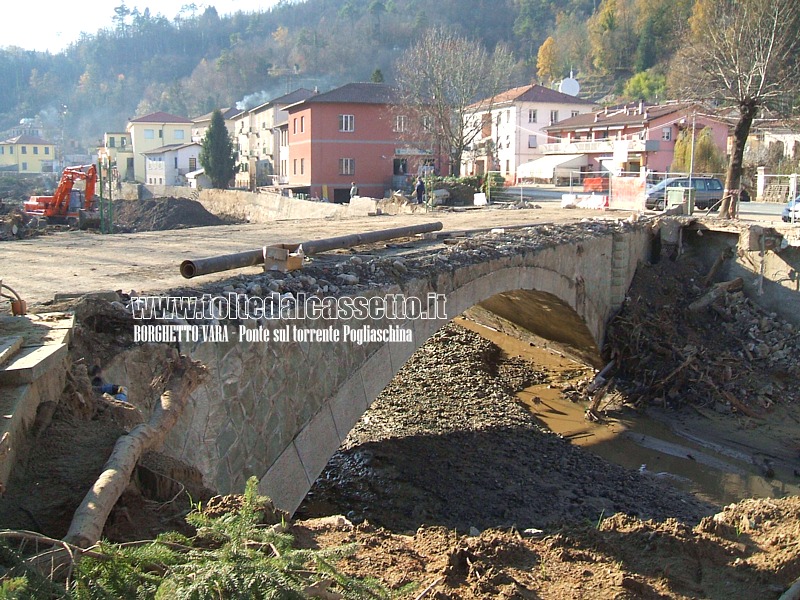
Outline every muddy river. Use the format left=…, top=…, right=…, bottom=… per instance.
left=458, top=317, right=800, bottom=507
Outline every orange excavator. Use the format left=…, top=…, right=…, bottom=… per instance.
left=23, top=164, right=99, bottom=228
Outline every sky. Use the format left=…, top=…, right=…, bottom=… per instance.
left=3, top=1, right=279, bottom=54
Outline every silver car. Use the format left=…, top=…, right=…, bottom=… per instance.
left=782, top=194, right=800, bottom=222
left=645, top=176, right=724, bottom=211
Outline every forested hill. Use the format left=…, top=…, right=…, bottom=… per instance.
left=0, top=0, right=693, bottom=148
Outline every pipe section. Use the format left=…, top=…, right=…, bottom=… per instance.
left=180, top=221, right=443, bottom=278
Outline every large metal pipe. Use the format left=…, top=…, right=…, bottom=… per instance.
left=180, top=221, right=443, bottom=279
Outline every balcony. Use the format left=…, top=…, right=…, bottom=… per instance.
left=538, top=139, right=659, bottom=154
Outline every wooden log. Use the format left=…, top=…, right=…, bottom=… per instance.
left=688, top=277, right=743, bottom=313
left=63, top=353, right=205, bottom=549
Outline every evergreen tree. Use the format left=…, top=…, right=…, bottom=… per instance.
left=200, top=109, right=236, bottom=189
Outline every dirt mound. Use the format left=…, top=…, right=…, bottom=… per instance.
left=111, top=197, right=228, bottom=231
left=295, top=497, right=800, bottom=599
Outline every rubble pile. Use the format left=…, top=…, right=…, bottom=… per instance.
left=605, top=256, right=800, bottom=413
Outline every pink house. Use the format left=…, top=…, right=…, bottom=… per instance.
left=538, top=102, right=729, bottom=178
left=284, top=82, right=443, bottom=203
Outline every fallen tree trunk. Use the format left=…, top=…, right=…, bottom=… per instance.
left=64, top=352, right=206, bottom=549
left=688, top=277, right=743, bottom=313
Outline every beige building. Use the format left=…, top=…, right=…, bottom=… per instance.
left=126, top=112, right=193, bottom=183
left=0, top=135, right=56, bottom=174
left=233, top=89, right=316, bottom=190
left=98, top=131, right=134, bottom=182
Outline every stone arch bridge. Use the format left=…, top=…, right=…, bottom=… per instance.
left=118, top=222, right=654, bottom=513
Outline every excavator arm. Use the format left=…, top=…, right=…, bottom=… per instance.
left=49, top=164, right=98, bottom=215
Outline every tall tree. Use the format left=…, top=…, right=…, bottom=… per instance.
left=394, top=27, right=514, bottom=176
left=536, top=36, right=559, bottom=84
left=671, top=0, right=800, bottom=218
left=199, top=109, right=236, bottom=189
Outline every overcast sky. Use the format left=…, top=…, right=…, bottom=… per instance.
left=3, top=1, right=279, bottom=53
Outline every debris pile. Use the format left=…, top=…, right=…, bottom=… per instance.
left=605, top=256, right=800, bottom=414
left=111, top=197, right=229, bottom=232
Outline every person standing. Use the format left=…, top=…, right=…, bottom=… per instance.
left=415, top=177, right=425, bottom=204
left=350, top=182, right=358, bottom=200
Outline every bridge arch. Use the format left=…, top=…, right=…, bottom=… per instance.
left=151, top=227, right=652, bottom=513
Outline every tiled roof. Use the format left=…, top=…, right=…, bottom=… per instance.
left=544, top=102, right=692, bottom=131
left=489, top=84, right=596, bottom=106
left=129, top=111, right=193, bottom=124
left=142, top=142, right=200, bottom=155
left=295, top=82, right=401, bottom=106
left=273, top=88, right=316, bottom=106
left=2, top=135, right=53, bottom=145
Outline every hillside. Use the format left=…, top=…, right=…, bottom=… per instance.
left=0, top=0, right=689, bottom=149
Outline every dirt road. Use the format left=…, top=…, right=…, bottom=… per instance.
left=0, top=207, right=604, bottom=308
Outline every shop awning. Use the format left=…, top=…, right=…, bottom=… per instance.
left=517, top=154, right=587, bottom=180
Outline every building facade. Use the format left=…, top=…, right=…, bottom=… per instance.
left=462, top=84, right=596, bottom=183
left=538, top=102, right=730, bottom=179
left=233, top=89, right=316, bottom=190
left=142, top=142, right=202, bottom=186
left=127, top=112, right=194, bottom=183
left=284, top=82, right=443, bottom=202
left=0, top=135, right=56, bottom=174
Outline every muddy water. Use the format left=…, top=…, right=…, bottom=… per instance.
left=456, top=317, right=800, bottom=507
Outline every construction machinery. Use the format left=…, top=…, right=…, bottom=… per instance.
left=23, top=164, right=99, bottom=228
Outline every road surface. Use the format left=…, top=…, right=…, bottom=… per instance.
left=1, top=206, right=603, bottom=308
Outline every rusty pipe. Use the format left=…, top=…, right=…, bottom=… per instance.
left=180, top=221, right=443, bottom=278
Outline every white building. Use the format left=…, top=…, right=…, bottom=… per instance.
left=462, top=84, right=596, bottom=183
left=142, top=142, right=202, bottom=186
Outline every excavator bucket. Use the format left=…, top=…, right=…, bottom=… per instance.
left=78, top=209, right=100, bottom=230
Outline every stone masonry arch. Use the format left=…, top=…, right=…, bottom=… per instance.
left=153, top=226, right=652, bottom=514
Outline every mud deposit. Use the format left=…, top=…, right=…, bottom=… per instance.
left=111, top=197, right=231, bottom=232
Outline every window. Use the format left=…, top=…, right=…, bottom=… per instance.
left=422, top=116, right=433, bottom=131
left=45, top=147, right=49, bottom=154
left=528, top=135, right=538, bottom=148
left=9, top=147, right=13, bottom=154
left=174, top=157, right=178, bottom=169
left=21, top=162, right=27, bottom=170
left=339, top=114, right=354, bottom=132
left=120, top=138, right=126, bottom=147
left=505, top=159, right=510, bottom=174
left=174, top=130, right=185, bottom=140
left=395, top=115, right=407, bottom=132
left=144, top=129, right=155, bottom=139
left=300, top=158, right=305, bottom=175
left=33, top=147, right=38, bottom=155
left=339, top=158, right=355, bottom=175
left=661, top=127, right=672, bottom=141
left=293, top=118, right=297, bottom=134
left=189, top=157, right=197, bottom=171
left=158, top=130, right=163, bottom=138
left=21, top=146, right=26, bottom=154
left=108, top=137, right=115, bottom=148
left=549, top=110, right=559, bottom=125
left=293, top=158, right=297, bottom=175
left=300, top=116, right=305, bottom=132
left=528, top=109, right=537, bottom=123
left=571, top=110, right=580, bottom=118
left=0, top=147, right=4, bottom=154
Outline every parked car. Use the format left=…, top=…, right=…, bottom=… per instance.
left=782, top=194, right=800, bottom=222
left=645, top=176, right=725, bottom=211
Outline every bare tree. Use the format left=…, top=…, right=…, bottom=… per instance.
left=671, top=0, right=800, bottom=217
left=394, top=27, right=514, bottom=177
